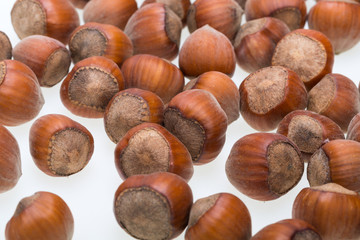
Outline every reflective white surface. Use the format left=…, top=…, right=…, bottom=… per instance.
left=0, top=0, right=359, bottom=239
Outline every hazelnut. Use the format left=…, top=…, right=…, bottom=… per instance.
left=13, top=35, right=71, bottom=87
left=185, top=193, right=252, bottom=240
left=29, top=114, right=94, bottom=177
left=0, top=125, right=21, bottom=194
left=307, top=73, right=360, bottom=132
left=251, top=219, right=321, bottom=240
left=234, top=17, right=290, bottom=73
left=307, top=139, right=360, bottom=193
left=226, top=133, right=304, bottom=201
left=11, top=0, right=80, bottom=44
left=272, top=29, right=334, bottom=91
left=124, top=3, right=182, bottom=61
left=5, top=191, right=74, bottom=240
left=184, top=71, right=240, bottom=124
left=69, top=22, right=133, bottom=66
left=113, top=172, right=193, bottom=240
left=104, top=88, right=164, bottom=143
left=0, top=31, right=12, bottom=61
left=164, top=89, right=228, bottom=164
left=114, top=122, right=194, bottom=181
left=187, top=0, right=243, bottom=42
left=179, top=25, right=236, bottom=78
left=308, top=0, right=360, bottom=54
left=347, top=113, right=360, bottom=141
left=245, top=0, right=307, bottom=31
left=277, top=110, right=344, bottom=160
left=141, top=0, right=191, bottom=27
left=239, top=66, right=307, bottom=131
left=60, top=56, right=125, bottom=118
left=0, top=60, right=44, bottom=126
left=121, top=54, right=184, bottom=104
left=83, top=0, right=138, bottom=30
left=292, top=183, right=360, bottom=240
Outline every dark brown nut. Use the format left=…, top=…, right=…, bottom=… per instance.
left=239, top=66, right=307, bottom=131
left=277, top=110, right=344, bottom=160
left=5, top=191, right=74, bottom=240
left=234, top=17, right=290, bottom=73
left=307, top=73, right=360, bottom=132
left=226, top=133, right=304, bottom=201
left=114, top=122, right=194, bottom=181
left=83, top=0, right=138, bottom=30
left=251, top=219, right=321, bottom=240
left=245, top=0, right=307, bottom=31
left=104, top=88, right=164, bottom=143
left=292, top=183, right=360, bottom=240
left=184, top=71, right=240, bottom=124
left=272, top=29, right=334, bottom=91
left=0, top=125, right=21, bottom=194
left=60, top=56, right=125, bottom=118
left=69, top=22, right=133, bottom=66
left=307, top=139, right=360, bottom=193
left=347, top=113, right=360, bottom=141
left=0, top=31, right=12, bottom=61
left=121, top=54, right=184, bottom=104
left=13, top=35, right=71, bottom=87
left=11, top=0, right=80, bottom=44
left=124, top=3, right=182, bottom=61
left=141, top=0, right=191, bottom=27
left=179, top=25, right=236, bottom=78
left=0, top=60, right=44, bottom=126
left=164, top=89, right=228, bottom=164
left=113, top=172, right=193, bottom=240
left=185, top=193, right=252, bottom=240
left=29, top=114, right=94, bottom=177
left=187, top=0, right=243, bottom=42
left=308, top=0, right=360, bottom=54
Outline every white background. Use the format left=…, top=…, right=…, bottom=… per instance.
left=0, top=0, right=359, bottom=239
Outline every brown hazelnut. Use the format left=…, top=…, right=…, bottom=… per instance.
left=29, top=114, right=94, bottom=177
left=308, top=0, right=360, bottom=54
left=245, top=0, right=307, bottom=31
left=121, top=54, right=184, bottom=104
left=251, top=219, right=321, bottom=240
left=69, top=22, right=133, bottom=66
left=239, top=66, right=307, bottom=131
left=272, top=29, right=334, bottom=91
left=307, top=73, right=360, bottom=132
left=187, top=0, right=243, bottom=42
left=141, top=0, right=191, bottom=27
left=234, top=17, right=290, bottom=73
left=104, top=88, right=164, bottom=143
left=184, top=71, right=240, bottom=124
left=113, top=172, right=193, bottom=240
left=347, top=113, right=360, bottom=141
left=307, top=139, right=360, bottom=193
left=13, top=35, right=71, bottom=87
left=114, top=122, right=194, bottom=181
left=83, top=0, right=138, bottom=30
left=179, top=25, right=236, bottom=78
left=226, top=133, right=304, bottom=201
left=11, top=0, right=80, bottom=44
left=0, top=31, right=12, bottom=61
left=185, top=193, right=252, bottom=240
left=60, top=56, right=125, bottom=118
left=164, top=89, right=228, bottom=164
left=0, top=125, right=21, bottom=194
left=277, top=110, right=344, bottom=160
left=124, top=3, right=182, bottom=61
left=5, top=191, right=74, bottom=240
left=0, top=60, right=44, bottom=126
left=292, top=183, right=360, bottom=240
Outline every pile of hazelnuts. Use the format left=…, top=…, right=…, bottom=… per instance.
left=1, top=0, right=360, bottom=239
